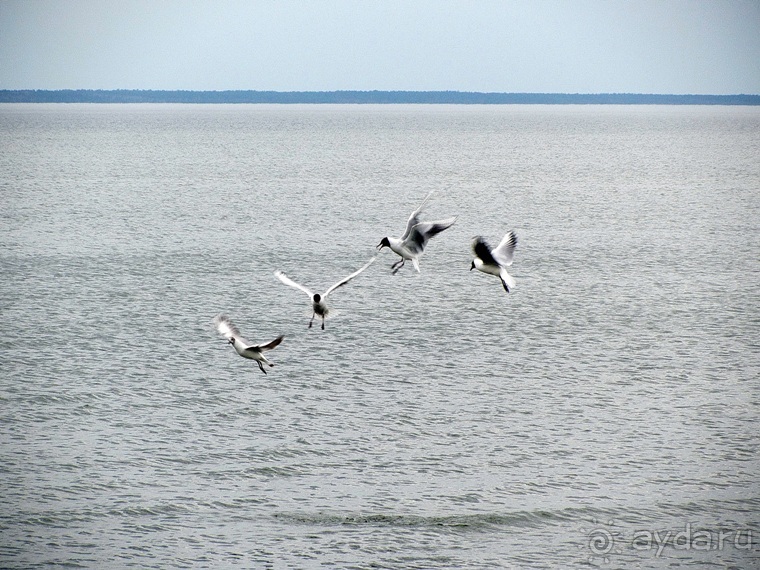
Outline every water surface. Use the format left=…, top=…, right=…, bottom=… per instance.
left=1, top=104, right=759, bottom=568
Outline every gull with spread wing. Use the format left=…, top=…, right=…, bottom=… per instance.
left=274, top=257, right=376, bottom=330
left=470, top=230, right=518, bottom=293
left=377, top=190, right=457, bottom=274
left=214, top=315, right=284, bottom=373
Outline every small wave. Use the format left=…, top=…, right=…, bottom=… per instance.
left=108, top=503, right=193, bottom=518
left=272, top=506, right=616, bottom=531
left=656, top=496, right=760, bottom=518
left=245, top=443, right=331, bottom=460
left=244, top=465, right=303, bottom=478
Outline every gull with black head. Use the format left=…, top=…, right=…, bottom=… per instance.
left=377, top=190, right=457, bottom=274
left=470, top=230, right=518, bottom=293
left=214, top=315, right=284, bottom=373
left=274, top=257, right=376, bottom=330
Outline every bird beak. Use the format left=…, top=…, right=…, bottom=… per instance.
left=376, top=242, right=383, bottom=250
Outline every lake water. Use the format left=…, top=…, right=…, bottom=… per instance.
left=1, top=103, right=759, bottom=568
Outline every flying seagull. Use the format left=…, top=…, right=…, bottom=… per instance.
left=274, top=257, right=376, bottom=329
left=214, top=314, right=284, bottom=373
left=377, top=190, right=457, bottom=274
left=470, top=230, right=518, bottom=293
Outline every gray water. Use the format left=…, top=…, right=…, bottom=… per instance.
left=1, top=104, right=759, bottom=568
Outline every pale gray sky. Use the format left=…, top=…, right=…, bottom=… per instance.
left=1, top=0, right=758, bottom=94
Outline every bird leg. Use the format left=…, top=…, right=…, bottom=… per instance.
left=391, top=259, right=405, bottom=275
left=309, top=312, right=315, bottom=328
left=258, top=361, right=267, bottom=374
left=321, top=316, right=325, bottom=330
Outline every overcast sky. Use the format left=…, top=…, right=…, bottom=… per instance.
left=1, top=0, right=758, bottom=94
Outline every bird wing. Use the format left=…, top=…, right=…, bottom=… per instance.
left=254, top=335, right=284, bottom=352
left=400, top=190, right=435, bottom=240
left=500, top=267, right=516, bottom=293
left=405, top=216, right=457, bottom=254
left=214, top=314, right=250, bottom=345
left=274, top=270, right=314, bottom=298
left=472, top=237, right=497, bottom=266
left=491, top=230, right=517, bottom=266
left=324, top=256, right=377, bottom=297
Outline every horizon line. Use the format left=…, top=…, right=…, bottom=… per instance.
left=1, top=89, right=758, bottom=105
left=2, top=88, right=759, bottom=95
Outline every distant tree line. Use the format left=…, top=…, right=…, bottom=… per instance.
left=0, top=90, right=758, bottom=105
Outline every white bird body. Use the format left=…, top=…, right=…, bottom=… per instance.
left=471, top=230, right=518, bottom=293
left=383, top=236, right=422, bottom=271
left=214, top=315, right=284, bottom=373
left=274, top=256, right=376, bottom=329
left=377, top=190, right=457, bottom=274
left=311, top=296, right=329, bottom=318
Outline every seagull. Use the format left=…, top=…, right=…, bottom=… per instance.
left=377, top=190, right=457, bottom=274
left=470, top=230, right=518, bottom=293
left=214, top=315, right=284, bottom=373
left=274, top=257, right=376, bottom=330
